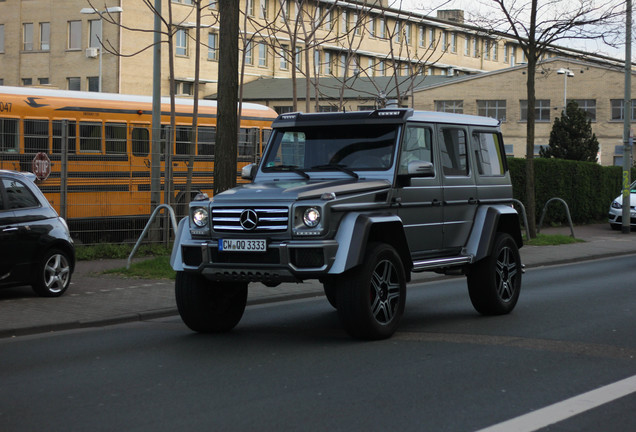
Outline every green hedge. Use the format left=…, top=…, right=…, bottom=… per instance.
left=508, top=158, right=636, bottom=225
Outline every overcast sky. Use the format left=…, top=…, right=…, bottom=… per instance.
left=391, top=0, right=631, bottom=61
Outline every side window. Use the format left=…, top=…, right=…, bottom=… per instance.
left=175, top=126, right=191, bottom=155
left=79, top=122, right=102, bottom=153
left=472, top=131, right=505, bottom=176
left=132, top=127, right=150, bottom=157
left=399, top=125, right=433, bottom=175
left=52, top=120, right=77, bottom=154
left=197, top=126, right=215, bottom=156
left=439, top=127, right=468, bottom=176
left=0, top=118, right=19, bottom=152
left=2, top=178, right=40, bottom=209
left=105, top=123, right=127, bottom=154
left=24, top=119, right=49, bottom=153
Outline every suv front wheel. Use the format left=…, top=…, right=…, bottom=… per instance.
left=175, top=272, right=248, bottom=333
left=467, top=232, right=521, bottom=315
left=336, top=242, right=406, bottom=340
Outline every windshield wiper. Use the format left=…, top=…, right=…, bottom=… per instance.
left=267, top=165, right=310, bottom=179
left=310, top=164, right=359, bottom=180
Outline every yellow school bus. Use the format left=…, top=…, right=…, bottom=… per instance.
left=0, top=85, right=277, bottom=242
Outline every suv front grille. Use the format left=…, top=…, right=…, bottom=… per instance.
left=212, top=207, right=289, bottom=233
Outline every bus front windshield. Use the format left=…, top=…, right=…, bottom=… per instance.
left=262, top=123, right=398, bottom=172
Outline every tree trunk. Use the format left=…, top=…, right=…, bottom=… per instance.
left=215, top=1, right=239, bottom=195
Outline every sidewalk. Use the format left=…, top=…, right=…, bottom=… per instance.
left=1, top=223, right=634, bottom=338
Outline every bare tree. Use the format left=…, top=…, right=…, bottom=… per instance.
left=472, top=0, right=623, bottom=237
left=215, top=1, right=240, bottom=195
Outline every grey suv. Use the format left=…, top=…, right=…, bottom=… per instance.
left=171, top=109, right=523, bottom=339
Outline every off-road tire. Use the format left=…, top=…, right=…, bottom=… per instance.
left=336, top=242, right=406, bottom=340
left=467, top=232, right=521, bottom=315
left=175, top=271, right=247, bottom=333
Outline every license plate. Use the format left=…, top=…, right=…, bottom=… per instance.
left=219, top=239, right=266, bottom=252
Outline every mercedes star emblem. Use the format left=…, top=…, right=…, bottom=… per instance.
left=239, top=209, right=259, bottom=230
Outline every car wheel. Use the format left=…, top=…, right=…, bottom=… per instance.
left=467, top=232, right=522, bottom=315
left=32, top=249, right=72, bottom=297
left=323, top=280, right=338, bottom=309
left=336, top=242, right=406, bottom=340
left=175, top=271, right=247, bottom=333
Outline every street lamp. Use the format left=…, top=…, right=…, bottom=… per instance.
left=556, top=68, right=574, bottom=113
left=80, top=6, right=123, bottom=92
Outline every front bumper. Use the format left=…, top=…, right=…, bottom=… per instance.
left=608, top=208, right=636, bottom=227
left=179, top=238, right=339, bottom=283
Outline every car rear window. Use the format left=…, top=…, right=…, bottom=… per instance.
left=2, top=178, right=41, bottom=209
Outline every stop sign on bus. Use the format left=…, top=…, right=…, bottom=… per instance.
left=32, top=152, right=51, bottom=181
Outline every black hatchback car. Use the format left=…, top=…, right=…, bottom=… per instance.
left=0, top=170, right=75, bottom=296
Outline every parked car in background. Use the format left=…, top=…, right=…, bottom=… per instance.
left=0, top=170, right=75, bottom=296
left=608, top=180, right=636, bottom=230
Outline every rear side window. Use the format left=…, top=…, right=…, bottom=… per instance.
left=2, top=178, right=40, bottom=209
left=439, top=127, right=468, bottom=176
left=472, top=131, right=505, bottom=176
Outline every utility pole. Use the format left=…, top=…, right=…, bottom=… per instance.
left=151, top=0, right=162, bottom=240
left=622, top=0, right=632, bottom=234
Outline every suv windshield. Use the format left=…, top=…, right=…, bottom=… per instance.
left=262, top=124, right=398, bottom=172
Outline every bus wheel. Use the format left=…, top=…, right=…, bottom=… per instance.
left=175, top=272, right=247, bottom=333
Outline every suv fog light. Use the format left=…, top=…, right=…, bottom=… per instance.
left=192, top=208, right=209, bottom=227
left=303, top=207, right=321, bottom=227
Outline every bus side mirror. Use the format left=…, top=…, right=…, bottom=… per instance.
left=241, top=163, right=256, bottom=180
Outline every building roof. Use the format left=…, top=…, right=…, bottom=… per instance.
left=210, top=75, right=462, bottom=102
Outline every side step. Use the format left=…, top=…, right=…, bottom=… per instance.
left=412, top=256, right=473, bottom=272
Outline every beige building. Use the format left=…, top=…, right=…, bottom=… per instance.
left=0, top=0, right=617, bottom=98
left=412, top=57, right=635, bottom=166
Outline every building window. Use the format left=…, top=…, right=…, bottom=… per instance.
left=88, top=76, right=99, bottom=92
left=379, top=17, right=386, bottom=38
left=451, top=32, right=457, bottom=53
left=89, top=20, right=101, bottom=49
left=441, top=31, right=448, bottom=51
left=435, top=100, right=463, bottom=113
left=484, top=40, right=490, bottom=59
left=324, top=51, right=333, bottom=75
left=354, top=12, right=361, bottom=36
left=472, top=37, right=478, bottom=57
left=258, top=42, right=267, bottom=67
left=368, top=16, right=376, bottom=37
left=492, top=42, right=498, bottom=61
left=68, top=77, right=81, bottom=91
left=38, top=77, right=49, bottom=85
left=570, top=99, right=596, bottom=121
left=176, top=81, right=193, bottom=96
left=394, top=21, right=401, bottom=43
left=404, top=23, right=411, bottom=45
left=319, top=105, right=339, bottom=112
left=464, top=35, right=470, bottom=56
left=477, top=100, right=507, bottom=122
left=427, top=28, right=434, bottom=49
left=244, top=40, right=253, bottom=65
left=208, top=32, right=218, bottom=60
left=246, top=0, right=254, bottom=16
left=520, top=100, right=551, bottom=122
left=341, top=10, right=348, bottom=33
left=68, top=21, right=81, bottom=50
left=259, top=0, right=268, bottom=20
left=22, top=78, right=33, bottom=86
left=504, top=44, right=509, bottom=62
left=23, top=23, right=34, bottom=51
left=0, top=25, right=4, bottom=53
left=274, top=106, right=294, bottom=114
left=295, top=46, right=301, bottom=69
left=40, top=22, right=50, bottom=51
left=610, top=99, right=636, bottom=121
left=176, top=28, right=188, bottom=56
left=418, top=25, right=424, bottom=47
left=280, top=44, right=289, bottom=70
left=324, top=10, right=332, bottom=30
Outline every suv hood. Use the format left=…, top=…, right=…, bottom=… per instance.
left=212, top=178, right=392, bottom=203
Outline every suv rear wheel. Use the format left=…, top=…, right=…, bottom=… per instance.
left=467, top=232, right=521, bottom=315
left=336, top=242, right=406, bottom=340
left=175, top=272, right=247, bottom=332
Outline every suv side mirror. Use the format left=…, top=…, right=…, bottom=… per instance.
left=407, top=161, right=434, bottom=177
left=241, top=163, right=257, bottom=180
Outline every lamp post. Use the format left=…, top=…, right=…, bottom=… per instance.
left=556, top=68, right=574, bottom=113
left=80, top=6, right=123, bottom=92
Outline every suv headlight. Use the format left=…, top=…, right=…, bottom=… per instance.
left=303, top=207, right=321, bottom=227
left=192, top=207, right=209, bottom=227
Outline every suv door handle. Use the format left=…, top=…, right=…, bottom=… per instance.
left=468, top=198, right=478, bottom=205
left=432, top=199, right=442, bottom=207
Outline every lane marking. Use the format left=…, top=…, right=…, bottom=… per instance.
left=476, top=374, right=636, bottom=432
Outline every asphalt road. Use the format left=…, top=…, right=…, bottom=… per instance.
left=1, top=255, right=635, bottom=432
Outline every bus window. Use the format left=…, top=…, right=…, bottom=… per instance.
left=132, top=127, right=149, bottom=157
left=198, top=126, right=215, bottom=156
left=261, top=128, right=272, bottom=155
left=175, top=126, right=191, bottom=155
left=105, top=123, right=127, bottom=154
left=238, top=127, right=259, bottom=157
left=52, top=120, right=77, bottom=154
left=0, top=118, right=19, bottom=152
left=24, top=119, right=49, bottom=154
left=79, top=122, right=102, bottom=153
